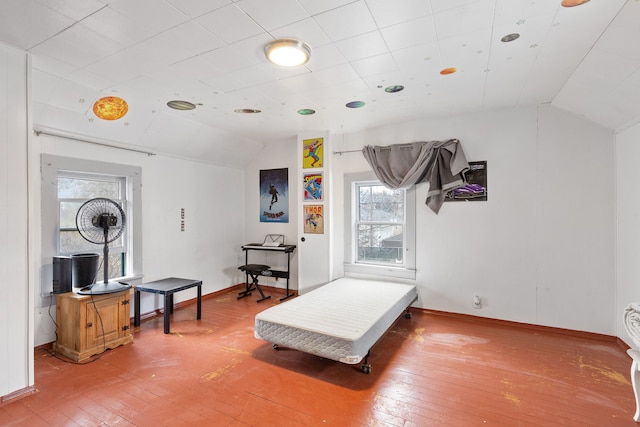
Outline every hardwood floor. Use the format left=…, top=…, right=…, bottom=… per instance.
left=1, top=286, right=636, bottom=426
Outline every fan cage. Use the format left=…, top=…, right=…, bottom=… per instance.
left=76, top=198, right=126, bottom=244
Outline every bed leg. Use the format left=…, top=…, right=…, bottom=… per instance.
left=405, top=307, right=412, bottom=319
left=360, top=350, right=372, bottom=374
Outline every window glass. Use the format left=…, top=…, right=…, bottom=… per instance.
left=57, top=175, right=126, bottom=279
left=355, top=183, right=406, bottom=266
left=58, top=177, right=120, bottom=199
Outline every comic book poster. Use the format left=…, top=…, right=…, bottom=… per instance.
left=303, top=138, right=323, bottom=168
left=303, top=172, right=323, bottom=201
left=260, top=168, right=288, bottom=223
left=303, top=204, right=324, bottom=234
left=445, top=161, right=487, bottom=202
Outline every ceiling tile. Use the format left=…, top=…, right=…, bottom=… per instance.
left=313, top=1, right=377, bottom=42
left=29, top=23, right=123, bottom=68
left=80, top=6, right=157, bottom=46
left=271, top=17, right=332, bottom=49
left=350, top=53, right=398, bottom=78
left=165, top=0, right=232, bottom=18
left=34, top=0, right=107, bottom=21
left=366, top=0, right=431, bottom=28
left=335, top=31, right=388, bottom=62
left=305, top=44, right=348, bottom=72
left=380, top=16, right=438, bottom=51
left=195, top=4, right=264, bottom=44
left=107, top=0, right=190, bottom=34
left=0, top=0, right=74, bottom=50
left=297, top=0, right=356, bottom=16
left=235, top=0, right=309, bottom=31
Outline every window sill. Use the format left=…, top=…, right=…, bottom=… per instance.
left=343, top=263, right=416, bottom=280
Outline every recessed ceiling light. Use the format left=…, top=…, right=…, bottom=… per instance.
left=440, top=68, right=457, bottom=75
left=501, top=33, right=520, bottom=42
left=167, top=100, right=196, bottom=110
left=561, top=0, right=590, bottom=6
left=297, top=109, right=316, bottom=115
left=93, top=96, right=128, bottom=120
left=234, top=109, right=262, bottom=114
left=384, top=85, right=405, bottom=93
left=346, top=101, right=365, bottom=109
left=265, top=39, right=311, bottom=67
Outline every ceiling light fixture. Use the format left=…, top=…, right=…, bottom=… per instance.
left=561, top=0, right=590, bottom=6
left=93, top=96, right=128, bottom=120
left=265, top=39, right=311, bottom=67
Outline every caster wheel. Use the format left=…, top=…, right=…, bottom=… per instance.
left=361, top=364, right=371, bottom=374
left=272, top=343, right=279, bottom=350
left=405, top=312, right=412, bottom=319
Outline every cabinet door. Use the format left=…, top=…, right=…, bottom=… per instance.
left=85, top=294, right=123, bottom=349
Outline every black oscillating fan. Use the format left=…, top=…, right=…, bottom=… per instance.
left=75, top=197, right=131, bottom=295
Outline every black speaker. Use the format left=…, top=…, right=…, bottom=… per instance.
left=52, top=256, right=72, bottom=294
left=71, top=253, right=100, bottom=289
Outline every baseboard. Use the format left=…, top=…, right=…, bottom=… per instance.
left=420, top=308, right=619, bottom=343
left=1, top=385, right=36, bottom=406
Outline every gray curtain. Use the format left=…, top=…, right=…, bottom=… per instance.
left=362, top=139, right=469, bottom=214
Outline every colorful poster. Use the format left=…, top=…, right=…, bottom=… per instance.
left=303, top=172, right=323, bottom=201
left=260, top=168, right=289, bottom=222
left=445, top=161, right=488, bottom=202
left=303, top=204, right=324, bottom=234
left=303, top=138, right=323, bottom=168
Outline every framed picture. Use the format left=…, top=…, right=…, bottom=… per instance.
left=303, top=138, right=323, bottom=168
left=260, top=168, right=288, bottom=222
left=303, top=172, right=323, bottom=201
left=303, top=204, right=324, bottom=234
left=445, top=161, right=487, bottom=202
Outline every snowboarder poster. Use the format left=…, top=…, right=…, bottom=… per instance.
left=260, top=168, right=289, bottom=223
left=303, top=138, right=323, bottom=168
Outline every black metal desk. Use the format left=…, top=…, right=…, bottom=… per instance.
left=133, top=277, right=202, bottom=334
left=241, top=244, right=296, bottom=301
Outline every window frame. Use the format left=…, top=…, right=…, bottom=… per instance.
left=40, top=154, right=142, bottom=300
left=344, top=171, right=416, bottom=280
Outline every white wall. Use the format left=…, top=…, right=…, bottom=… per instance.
left=330, top=105, right=616, bottom=335
left=0, top=44, right=30, bottom=397
left=616, top=121, right=640, bottom=346
left=33, top=134, right=246, bottom=346
left=243, top=138, right=299, bottom=292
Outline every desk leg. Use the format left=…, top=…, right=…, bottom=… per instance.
left=134, top=289, right=141, bottom=327
left=197, top=285, right=202, bottom=320
left=164, top=293, right=171, bottom=334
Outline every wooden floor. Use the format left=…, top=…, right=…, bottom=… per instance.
left=1, top=287, right=637, bottom=426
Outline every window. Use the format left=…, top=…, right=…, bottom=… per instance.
left=344, top=172, right=416, bottom=279
left=355, top=182, right=405, bottom=265
left=41, top=155, right=142, bottom=300
left=57, top=173, right=128, bottom=280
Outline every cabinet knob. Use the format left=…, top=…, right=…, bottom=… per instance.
left=87, top=322, right=93, bottom=327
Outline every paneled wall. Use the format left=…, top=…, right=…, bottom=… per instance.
left=0, top=43, right=30, bottom=398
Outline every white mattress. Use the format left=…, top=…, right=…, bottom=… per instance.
left=254, top=277, right=417, bottom=364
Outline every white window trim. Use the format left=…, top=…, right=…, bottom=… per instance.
left=40, top=154, right=142, bottom=300
left=343, top=171, right=416, bottom=280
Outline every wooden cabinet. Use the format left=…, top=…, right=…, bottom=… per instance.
left=54, top=289, right=133, bottom=362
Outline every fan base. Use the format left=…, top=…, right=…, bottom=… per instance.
left=77, top=281, right=132, bottom=295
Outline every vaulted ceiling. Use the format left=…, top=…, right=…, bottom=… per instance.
left=1, top=0, right=638, bottom=167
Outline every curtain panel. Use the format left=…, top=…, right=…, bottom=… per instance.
left=362, top=139, right=469, bottom=214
